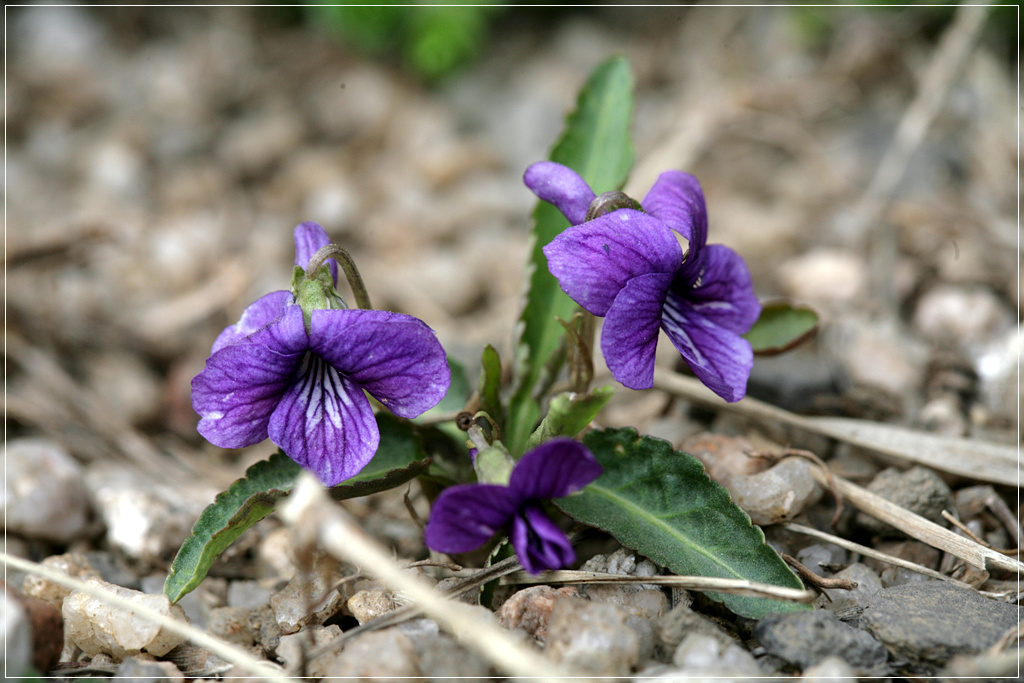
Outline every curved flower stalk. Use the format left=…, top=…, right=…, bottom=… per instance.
left=192, top=222, right=451, bottom=486
left=524, top=161, right=761, bottom=402
left=424, top=438, right=602, bottom=574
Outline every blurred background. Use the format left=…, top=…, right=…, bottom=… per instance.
left=5, top=3, right=1018, bottom=570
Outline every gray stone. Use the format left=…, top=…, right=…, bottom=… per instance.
left=207, top=606, right=255, bottom=646
left=657, top=602, right=740, bottom=657
left=859, top=582, right=1021, bottom=672
left=316, top=628, right=420, bottom=680
left=800, top=655, right=858, bottom=681
left=226, top=579, right=276, bottom=610
left=818, top=562, right=884, bottom=613
left=63, top=578, right=189, bottom=658
left=22, top=552, right=101, bottom=610
left=495, top=585, right=579, bottom=642
left=856, top=466, right=953, bottom=537
left=672, top=632, right=762, bottom=676
left=269, top=556, right=346, bottom=634
left=2, top=438, right=91, bottom=544
left=796, top=543, right=848, bottom=575
left=755, top=610, right=888, bottom=670
left=728, top=458, right=823, bottom=525
left=276, top=623, right=342, bottom=676
left=113, top=656, right=184, bottom=682
left=545, top=597, right=641, bottom=676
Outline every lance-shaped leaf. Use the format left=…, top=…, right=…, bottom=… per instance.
left=508, top=55, right=635, bottom=457
left=164, top=413, right=430, bottom=603
left=744, top=300, right=819, bottom=355
left=556, top=428, right=809, bottom=619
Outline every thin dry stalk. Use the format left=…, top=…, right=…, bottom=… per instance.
left=784, top=523, right=976, bottom=589
left=651, top=368, right=1019, bottom=486
left=279, top=473, right=588, bottom=683
left=942, top=509, right=992, bottom=548
left=501, top=570, right=816, bottom=603
left=1, top=552, right=292, bottom=682
left=803, top=467, right=1024, bottom=574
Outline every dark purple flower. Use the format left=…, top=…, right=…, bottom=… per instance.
left=192, top=222, right=451, bottom=486
left=525, top=161, right=761, bottom=402
left=423, top=438, right=602, bottom=574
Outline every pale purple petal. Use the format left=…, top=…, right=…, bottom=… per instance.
left=642, top=171, right=708, bottom=254
left=309, top=309, right=450, bottom=419
left=192, top=343, right=305, bottom=449
left=212, top=290, right=291, bottom=353
left=524, top=161, right=595, bottom=226
left=510, top=503, right=575, bottom=574
left=543, top=209, right=681, bottom=316
left=423, top=484, right=520, bottom=554
left=293, top=221, right=337, bottom=285
left=600, top=271, right=675, bottom=390
left=661, top=294, right=754, bottom=402
left=510, top=439, right=602, bottom=501
left=267, top=355, right=378, bottom=486
left=683, top=244, right=761, bottom=335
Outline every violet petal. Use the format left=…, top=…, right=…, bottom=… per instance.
left=684, top=244, right=761, bottom=335
left=212, top=290, right=291, bottom=353
left=423, top=483, right=520, bottom=554
left=523, top=161, right=596, bottom=226
left=641, top=170, right=708, bottom=253
left=293, top=221, right=338, bottom=285
left=600, top=270, right=675, bottom=390
left=309, top=309, right=451, bottom=419
left=191, top=344, right=305, bottom=450
left=510, top=438, right=602, bottom=501
left=543, top=209, right=681, bottom=316
left=267, top=354, right=378, bottom=486
left=510, top=503, right=575, bottom=574
left=661, top=293, right=754, bottom=402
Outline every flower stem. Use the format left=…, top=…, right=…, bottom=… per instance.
left=306, top=245, right=373, bottom=310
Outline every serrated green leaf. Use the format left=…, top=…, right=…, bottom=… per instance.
left=556, top=428, right=809, bottom=619
left=479, top=344, right=504, bottom=428
left=164, top=413, right=430, bottom=603
left=508, top=56, right=635, bottom=457
left=525, top=385, right=614, bottom=452
left=744, top=300, right=819, bottom=355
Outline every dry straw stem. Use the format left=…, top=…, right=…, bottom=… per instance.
left=784, top=522, right=976, bottom=589
left=0, top=552, right=292, bottom=682
left=651, top=368, right=1019, bottom=487
left=501, top=570, right=816, bottom=603
left=279, top=473, right=589, bottom=683
left=804, top=466, right=1024, bottom=575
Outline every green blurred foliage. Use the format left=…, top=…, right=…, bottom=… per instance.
left=304, top=2, right=504, bottom=81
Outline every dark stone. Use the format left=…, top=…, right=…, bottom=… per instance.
left=856, top=466, right=952, bottom=537
left=860, top=581, right=1021, bottom=673
left=755, top=610, right=888, bottom=671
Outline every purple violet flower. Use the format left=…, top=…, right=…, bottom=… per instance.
left=191, top=222, right=451, bottom=486
left=524, top=161, right=761, bottom=402
left=424, top=438, right=602, bottom=574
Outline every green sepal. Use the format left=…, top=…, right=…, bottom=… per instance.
left=524, top=385, right=614, bottom=452
left=556, top=428, right=810, bottom=619
left=163, top=413, right=430, bottom=604
left=744, top=300, right=819, bottom=356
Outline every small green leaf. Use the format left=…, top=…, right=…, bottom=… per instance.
left=479, top=344, right=504, bottom=428
left=163, top=413, right=430, bottom=604
left=557, top=428, right=809, bottom=619
left=508, top=55, right=635, bottom=456
left=525, top=385, right=614, bottom=452
left=744, top=300, right=819, bottom=356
